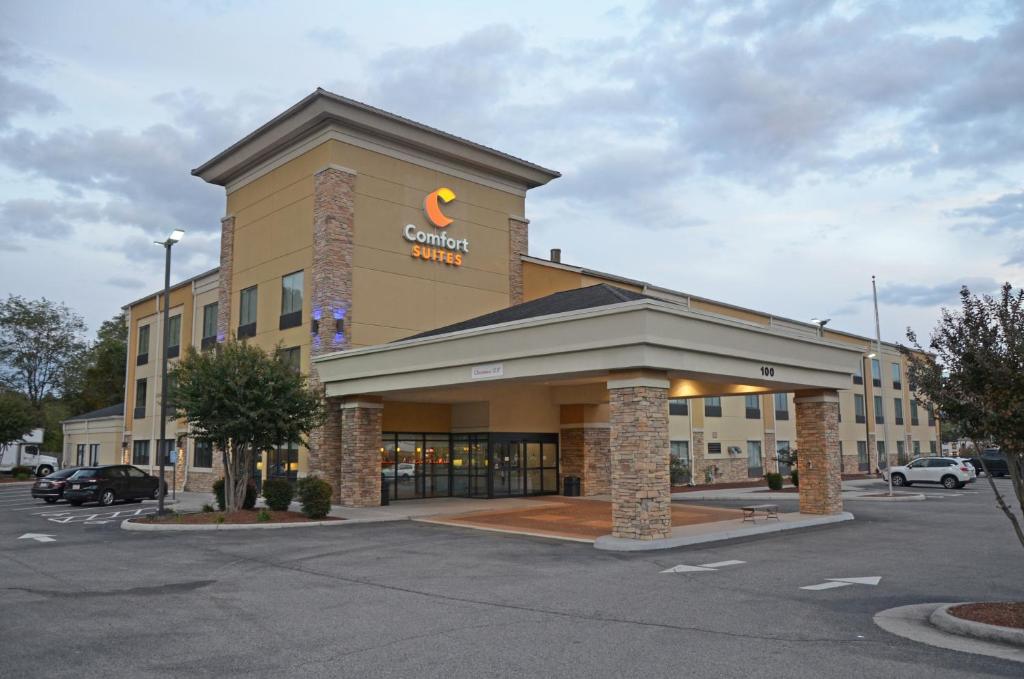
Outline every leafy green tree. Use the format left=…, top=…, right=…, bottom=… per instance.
left=0, top=295, right=88, bottom=406
left=0, top=389, right=38, bottom=446
left=171, top=340, right=325, bottom=512
left=71, top=312, right=128, bottom=413
left=905, top=283, right=1024, bottom=550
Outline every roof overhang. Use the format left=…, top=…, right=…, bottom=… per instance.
left=192, top=89, right=561, bottom=192
left=313, top=299, right=865, bottom=399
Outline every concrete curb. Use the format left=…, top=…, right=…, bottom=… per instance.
left=121, top=517, right=347, bottom=531
left=874, top=603, right=1024, bottom=664
left=594, top=511, right=854, bottom=551
left=672, top=492, right=925, bottom=502
left=930, top=603, right=1024, bottom=647
left=846, top=492, right=926, bottom=502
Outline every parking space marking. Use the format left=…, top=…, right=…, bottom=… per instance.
left=801, top=576, right=881, bottom=591
left=700, top=560, right=746, bottom=568
left=662, top=560, right=746, bottom=574
left=42, top=506, right=157, bottom=525
left=801, top=581, right=851, bottom=591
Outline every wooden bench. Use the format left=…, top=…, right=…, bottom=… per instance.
left=741, top=504, right=779, bottom=523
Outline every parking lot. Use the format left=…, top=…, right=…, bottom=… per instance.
left=1, top=477, right=1022, bottom=678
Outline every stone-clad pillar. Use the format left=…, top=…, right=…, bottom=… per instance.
left=794, top=390, right=843, bottom=515
left=609, top=373, right=671, bottom=540
left=509, top=217, right=528, bottom=306
left=216, top=214, right=235, bottom=342
left=339, top=398, right=383, bottom=507
left=307, top=165, right=357, bottom=494
left=560, top=423, right=611, bottom=497
left=312, top=165, right=356, bottom=352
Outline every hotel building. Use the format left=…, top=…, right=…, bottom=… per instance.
left=64, top=89, right=938, bottom=541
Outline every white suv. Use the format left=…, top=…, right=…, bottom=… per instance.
left=884, top=457, right=973, bottom=489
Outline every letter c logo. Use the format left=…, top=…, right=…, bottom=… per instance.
left=424, top=187, right=456, bottom=228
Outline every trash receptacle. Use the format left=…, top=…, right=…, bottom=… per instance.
left=380, top=477, right=391, bottom=506
left=564, top=476, right=581, bottom=497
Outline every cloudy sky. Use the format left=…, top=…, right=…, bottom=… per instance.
left=0, top=0, right=1021, bottom=345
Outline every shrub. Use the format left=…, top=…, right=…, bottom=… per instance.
left=765, top=473, right=783, bottom=491
left=791, top=469, right=799, bottom=487
left=11, top=465, right=32, bottom=479
left=201, top=503, right=215, bottom=513
left=213, top=478, right=257, bottom=510
left=215, top=515, right=225, bottom=524
left=256, top=508, right=271, bottom=522
left=296, top=477, right=333, bottom=519
left=262, top=478, right=294, bottom=511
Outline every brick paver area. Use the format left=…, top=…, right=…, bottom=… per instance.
left=429, top=496, right=743, bottom=541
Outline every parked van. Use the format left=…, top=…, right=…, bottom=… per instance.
left=1, top=429, right=60, bottom=476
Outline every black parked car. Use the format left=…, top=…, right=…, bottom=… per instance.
left=967, top=449, right=1010, bottom=477
left=63, top=465, right=162, bottom=507
left=31, top=468, right=80, bottom=503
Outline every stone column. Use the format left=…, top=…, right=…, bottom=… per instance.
left=216, top=214, right=235, bottom=341
left=307, top=165, right=357, bottom=493
left=609, top=373, right=671, bottom=540
left=763, top=430, right=778, bottom=475
left=509, top=217, right=528, bottom=306
left=794, top=390, right=844, bottom=515
left=339, top=398, right=383, bottom=507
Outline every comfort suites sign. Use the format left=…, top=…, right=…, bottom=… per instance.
left=402, top=187, right=469, bottom=267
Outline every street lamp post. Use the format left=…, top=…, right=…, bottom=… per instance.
left=155, top=229, right=184, bottom=515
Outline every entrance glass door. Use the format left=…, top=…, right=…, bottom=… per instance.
left=492, top=441, right=524, bottom=497
left=491, top=434, right=558, bottom=497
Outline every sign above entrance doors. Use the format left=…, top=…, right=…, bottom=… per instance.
left=403, top=187, right=469, bottom=267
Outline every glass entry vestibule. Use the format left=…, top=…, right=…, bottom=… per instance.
left=380, top=432, right=559, bottom=501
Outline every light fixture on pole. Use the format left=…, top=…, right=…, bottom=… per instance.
left=810, top=318, right=830, bottom=337
left=154, top=228, right=184, bottom=515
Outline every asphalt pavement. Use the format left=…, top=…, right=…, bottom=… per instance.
left=1, top=478, right=1021, bottom=678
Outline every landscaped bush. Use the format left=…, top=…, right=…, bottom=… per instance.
left=765, top=472, right=783, bottom=491
left=11, top=465, right=33, bottom=480
left=212, top=478, right=257, bottom=510
left=256, top=508, right=271, bottom=523
left=296, top=477, right=332, bottom=519
left=791, top=469, right=799, bottom=487
left=262, top=478, right=294, bottom=511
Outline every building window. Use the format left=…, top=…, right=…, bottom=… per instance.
left=871, top=358, right=881, bottom=387
left=238, top=286, right=258, bottom=338
left=774, top=393, right=789, bottom=421
left=137, top=324, right=150, bottom=365
left=132, top=440, right=150, bottom=466
left=744, top=394, right=760, bottom=419
left=668, top=398, right=688, bottom=416
left=874, top=395, right=884, bottom=424
left=76, top=443, right=85, bottom=466
left=877, top=440, right=887, bottom=467
left=910, top=399, right=919, bottom=426
left=857, top=440, right=869, bottom=471
left=838, top=440, right=845, bottom=473
left=707, top=442, right=722, bottom=455
left=279, top=346, right=301, bottom=373
left=896, top=440, right=907, bottom=464
left=853, top=360, right=863, bottom=385
left=776, top=440, right=793, bottom=475
left=929, top=440, right=936, bottom=455
left=746, top=440, right=763, bottom=478
left=166, top=314, right=181, bottom=358
left=670, top=441, right=690, bottom=485
left=894, top=397, right=904, bottom=425
left=891, top=362, right=902, bottom=390
left=704, top=397, right=722, bottom=417
left=193, top=440, right=213, bottom=469
left=134, top=378, right=147, bottom=419
left=279, top=271, right=304, bottom=330
left=854, top=393, right=866, bottom=424
left=913, top=440, right=921, bottom=456
left=927, top=406, right=936, bottom=426
left=88, top=443, right=99, bottom=466
left=201, top=302, right=218, bottom=350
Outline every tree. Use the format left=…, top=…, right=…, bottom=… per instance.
left=0, top=389, right=37, bottom=445
left=905, top=283, right=1024, bottom=550
left=171, top=340, right=325, bottom=512
left=71, top=312, right=128, bottom=413
left=0, top=295, right=88, bottom=406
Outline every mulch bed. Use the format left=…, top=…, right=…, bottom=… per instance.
left=949, top=602, right=1024, bottom=630
left=138, top=510, right=341, bottom=525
